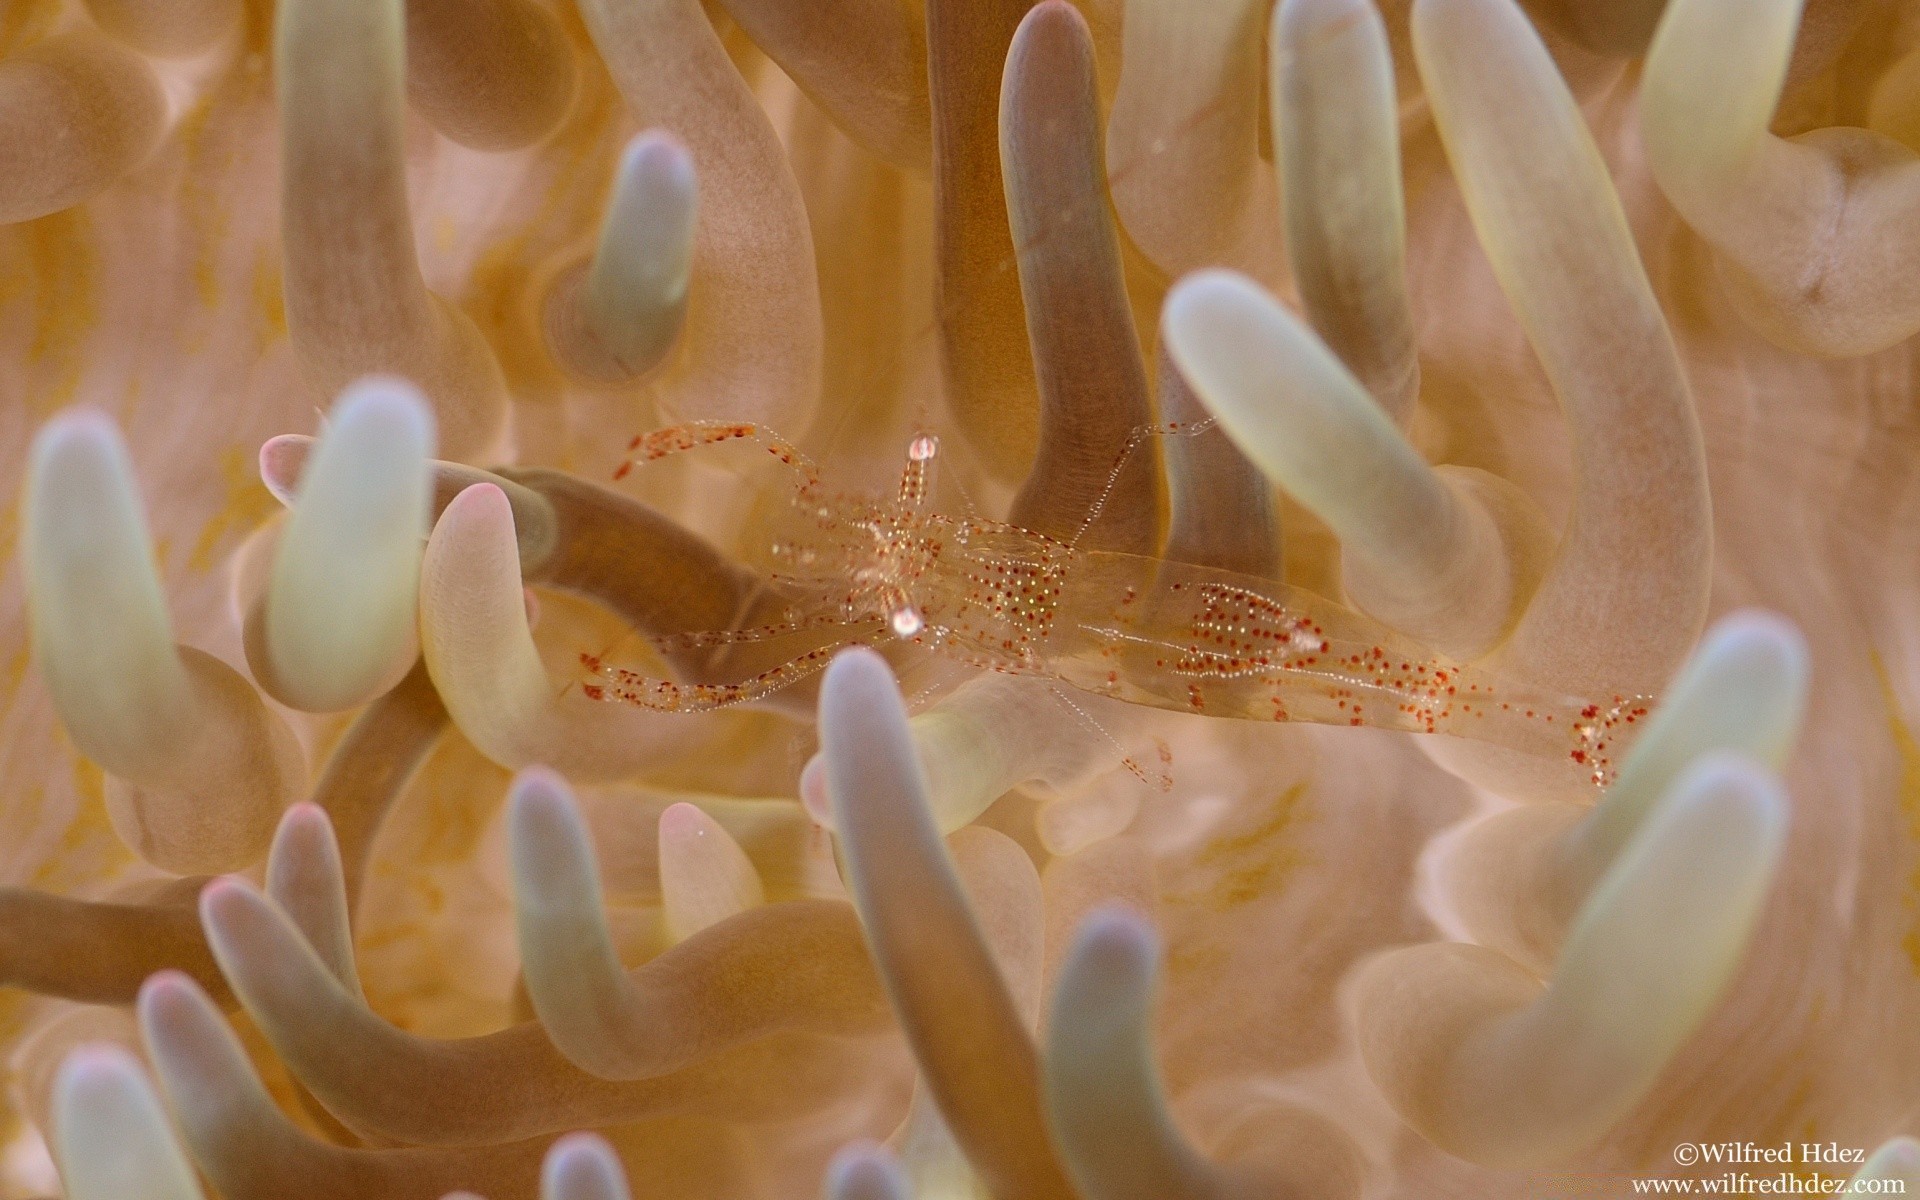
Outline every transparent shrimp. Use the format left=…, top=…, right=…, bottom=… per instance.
left=585, top=421, right=1650, bottom=788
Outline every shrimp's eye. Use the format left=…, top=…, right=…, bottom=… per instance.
left=890, top=605, right=925, bottom=638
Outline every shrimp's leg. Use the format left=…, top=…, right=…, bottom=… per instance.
left=645, top=611, right=868, bottom=652
left=582, top=626, right=885, bottom=713
left=612, top=420, right=825, bottom=489
left=1044, top=686, right=1172, bottom=795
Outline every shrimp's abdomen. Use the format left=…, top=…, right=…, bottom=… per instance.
left=1043, top=553, right=1646, bottom=787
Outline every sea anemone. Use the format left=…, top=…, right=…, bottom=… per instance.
left=3, top=0, right=1918, bottom=1196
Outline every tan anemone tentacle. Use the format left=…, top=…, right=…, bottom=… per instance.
left=1442, top=610, right=1809, bottom=975
left=658, top=800, right=765, bottom=944
left=1410, top=0, right=1712, bottom=793
left=800, top=672, right=1145, bottom=837
left=540, top=1134, right=633, bottom=1200
left=820, top=647, right=1078, bottom=1199
left=51, top=1045, right=209, bottom=1200
left=1045, top=907, right=1362, bottom=1200
left=276, top=0, right=510, bottom=460
left=1415, top=0, right=1713, bottom=695
left=889, top=823, right=1046, bottom=1194
left=418, top=476, right=810, bottom=778
left=1642, top=0, right=1920, bottom=356
left=1002, top=0, right=1161, bottom=556
left=575, top=0, right=823, bottom=433
left=24, top=410, right=304, bottom=874
left=1155, top=340, right=1279, bottom=579
left=1165, top=273, right=1545, bottom=663
left=505, top=766, right=887, bottom=1082
left=925, top=0, right=1042, bottom=480
left=263, top=434, right=784, bottom=687
left=404, top=0, right=576, bottom=151
left=139, top=970, right=552, bottom=1199
left=418, top=483, right=704, bottom=779
left=84, top=0, right=239, bottom=57
left=264, top=803, right=363, bottom=995
left=1354, top=754, right=1788, bottom=1167
left=0, top=876, right=225, bottom=1005
left=307, top=658, right=449, bottom=908
left=714, top=0, right=931, bottom=171
left=1105, top=0, right=1278, bottom=280
left=542, top=132, right=699, bottom=386
left=825, top=1142, right=912, bottom=1200
left=0, top=654, right=443, bottom=1008
left=246, top=378, right=434, bottom=714
left=1272, top=0, right=1419, bottom=425
left=0, top=32, right=166, bottom=225
left=200, top=872, right=887, bottom=1145
left=490, top=466, right=795, bottom=686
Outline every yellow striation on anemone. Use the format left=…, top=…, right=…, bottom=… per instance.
left=0, top=0, right=1918, bottom=1197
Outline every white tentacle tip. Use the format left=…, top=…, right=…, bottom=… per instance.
left=258, top=434, right=312, bottom=508
left=552, top=129, right=699, bottom=383
left=24, top=406, right=192, bottom=775
left=506, top=765, right=595, bottom=913
left=1060, top=904, right=1159, bottom=997
left=1563, top=750, right=1789, bottom=1032
left=26, top=407, right=160, bottom=600
left=824, top=1141, right=911, bottom=1200
left=51, top=1044, right=206, bottom=1200
left=798, top=753, right=832, bottom=828
left=542, top=1132, right=633, bottom=1200
left=1853, top=1137, right=1920, bottom=1188
left=818, top=647, right=924, bottom=829
left=264, top=376, right=434, bottom=712
left=659, top=801, right=763, bottom=943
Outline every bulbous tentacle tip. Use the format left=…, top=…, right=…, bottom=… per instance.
left=1047, top=905, right=1361, bottom=1200
left=1558, top=608, right=1807, bottom=903
left=1273, top=0, right=1420, bottom=426
left=253, top=376, right=434, bottom=713
left=264, top=802, right=362, bottom=995
left=545, top=131, right=698, bottom=385
left=1356, top=750, right=1787, bottom=1168
left=825, top=1140, right=911, bottom=1200
left=1852, top=1137, right=1920, bottom=1189
left=659, top=801, right=764, bottom=943
left=575, top=0, right=824, bottom=433
left=27, top=408, right=304, bottom=874
left=51, top=1042, right=207, bottom=1200
left=1643, top=0, right=1920, bottom=357
left=1442, top=606, right=1810, bottom=967
left=405, top=0, right=579, bottom=152
left=421, top=481, right=690, bottom=779
left=541, top=1132, right=633, bottom=1200
left=506, top=764, right=608, bottom=922
left=1164, top=269, right=1532, bottom=661
left=0, top=33, right=168, bottom=226
left=798, top=753, right=832, bottom=826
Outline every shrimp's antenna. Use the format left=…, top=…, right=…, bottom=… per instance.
left=1067, top=417, right=1218, bottom=549
left=1045, top=685, right=1173, bottom=794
